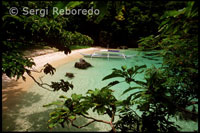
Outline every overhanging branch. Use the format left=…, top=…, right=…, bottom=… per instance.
left=26, top=69, right=53, bottom=91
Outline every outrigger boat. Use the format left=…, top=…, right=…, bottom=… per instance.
left=79, top=50, right=135, bottom=60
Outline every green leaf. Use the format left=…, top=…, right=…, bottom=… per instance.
left=66, top=1, right=84, bottom=9
left=71, top=94, right=82, bottom=101
left=159, top=19, right=170, bottom=29
left=2, top=15, right=23, bottom=22
left=58, top=119, right=64, bottom=123
left=68, top=115, right=76, bottom=120
left=93, top=89, right=99, bottom=96
left=102, top=73, right=123, bottom=80
left=43, top=101, right=63, bottom=107
left=59, top=95, right=67, bottom=99
left=94, top=1, right=109, bottom=24
left=134, top=65, right=147, bottom=73
left=87, top=90, right=93, bottom=94
left=122, top=87, right=142, bottom=95
left=127, top=67, right=134, bottom=76
left=134, top=80, right=147, bottom=86
left=107, top=81, right=120, bottom=87
left=131, top=93, right=142, bottom=101
left=49, top=123, right=55, bottom=128
left=121, top=65, right=127, bottom=71
left=126, top=91, right=142, bottom=102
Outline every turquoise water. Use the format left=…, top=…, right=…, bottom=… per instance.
left=3, top=49, right=198, bottom=132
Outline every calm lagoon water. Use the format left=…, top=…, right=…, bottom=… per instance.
left=3, top=49, right=198, bottom=132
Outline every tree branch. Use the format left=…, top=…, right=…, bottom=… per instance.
left=111, top=109, right=115, bottom=122
left=176, top=105, right=198, bottom=116
left=70, top=119, right=96, bottom=128
left=163, top=96, right=198, bottom=116
left=81, top=114, right=116, bottom=132
left=26, top=70, right=53, bottom=91
left=81, top=114, right=110, bottom=124
left=110, top=122, right=116, bottom=132
left=27, top=68, right=44, bottom=73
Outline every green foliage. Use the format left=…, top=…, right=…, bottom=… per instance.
left=114, top=107, right=141, bottom=132
left=2, top=1, right=94, bottom=79
left=98, top=31, right=112, bottom=47
left=140, top=109, right=180, bottom=132
left=67, top=31, right=94, bottom=46
left=44, top=87, right=117, bottom=129
left=2, top=51, right=35, bottom=80
left=158, top=1, right=198, bottom=36
left=113, top=2, right=198, bottom=132
left=86, top=87, right=117, bottom=116
left=137, top=35, right=161, bottom=50
left=136, top=1, right=198, bottom=115
left=93, top=1, right=109, bottom=24
left=105, top=66, right=181, bottom=132
left=2, top=1, right=198, bottom=132
left=115, top=106, right=179, bottom=132
left=102, top=65, right=147, bottom=85
left=158, top=1, right=198, bottom=113
left=44, top=64, right=148, bottom=130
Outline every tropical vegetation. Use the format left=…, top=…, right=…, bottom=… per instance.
left=2, top=1, right=198, bottom=132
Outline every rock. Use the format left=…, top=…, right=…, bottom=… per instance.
left=65, top=72, right=74, bottom=78
left=79, top=58, right=86, bottom=63
left=74, top=58, right=92, bottom=69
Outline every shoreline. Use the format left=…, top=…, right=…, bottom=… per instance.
left=2, top=47, right=105, bottom=110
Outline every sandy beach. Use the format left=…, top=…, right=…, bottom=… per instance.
left=2, top=47, right=105, bottom=110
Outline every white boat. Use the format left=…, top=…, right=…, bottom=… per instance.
left=79, top=50, right=135, bottom=60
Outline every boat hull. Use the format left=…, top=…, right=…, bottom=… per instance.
left=80, top=53, right=135, bottom=59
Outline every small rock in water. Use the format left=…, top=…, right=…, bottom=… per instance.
left=65, top=72, right=74, bottom=78
left=79, top=58, right=86, bottom=62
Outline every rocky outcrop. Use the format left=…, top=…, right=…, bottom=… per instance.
left=74, top=58, right=92, bottom=69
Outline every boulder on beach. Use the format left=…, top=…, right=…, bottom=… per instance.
left=74, top=58, right=92, bottom=69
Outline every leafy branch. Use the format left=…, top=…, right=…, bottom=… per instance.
left=25, top=63, right=73, bottom=92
